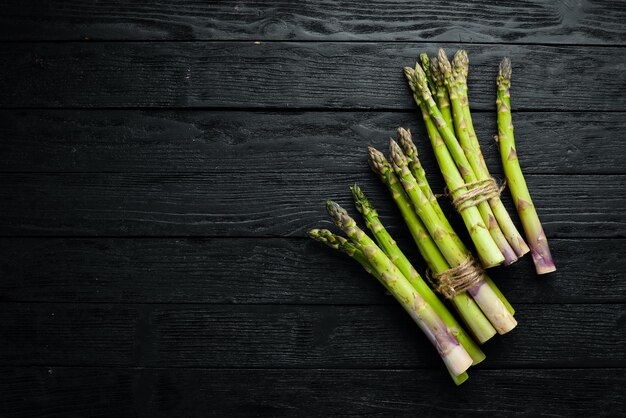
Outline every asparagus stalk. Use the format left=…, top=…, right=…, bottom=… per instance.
left=389, top=140, right=517, bottom=334
left=496, top=57, right=556, bottom=274
left=444, top=49, right=530, bottom=258
left=308, top=228, right=470, bottom=385
left=350, top=184, right=485, bottom=364
left=323, top=202, right=473, bottom=376
left=368, top=147, right=497, bottom=343
left=405, top=63, right=518, bottom=266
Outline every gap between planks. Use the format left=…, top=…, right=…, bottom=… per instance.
left=1, top=40, right=626, bottom=48
left=3, top=365, right=626, bottom=371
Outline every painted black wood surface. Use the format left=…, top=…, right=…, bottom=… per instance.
left=0, top=2, right=624, bottom=416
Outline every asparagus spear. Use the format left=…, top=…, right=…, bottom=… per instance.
left=350, top=184, right=485, bottom=365
left=368, top=147, right=497, bottom=343
left=496, top=57, right=556, bottom=274
left=388, top=141, right=517, bottom=335
left=443, top=49, right=530, bottom=259
left=323, top=202, right=473, bottom=376
left=308, top=228, right=470, bottom=385
left=405, top=63, right=519, bottom=266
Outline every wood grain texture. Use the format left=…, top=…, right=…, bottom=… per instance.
left=0, top=303, right=623, bottom=369
left=0, top=172, right=622, bottom=238
left=0, top=238, right=623, bottom=304
left=1, top=367, right=137, bottom=418
left=1, top=42, right=624, bottom=110
left=0, top=1, right=623, bottom=414
left=0, top=303, right=137, bottom=366
left=1, top=110, right=623, bottom=175
left=148, top=304, right=626, bottom=369
left=0, top=1, right=624, bottom=44
left=1, top=367, right=624, bottom=417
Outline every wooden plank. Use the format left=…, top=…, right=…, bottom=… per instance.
left=0, top=42, right=624, bottom=110
left=0, top=238, right=623, bottom=304
left=149, top=304, right=626, bottom=369
left=0, top=303, right=137, bottom=366
left=0, top=172, right=622, bottom=238
left=1, top=110, right=623, bottom=175
left=1, top=367, right=137, bottom=418
left=136, top=368, right=626, bottom=416
left=0, top=303, right=623, bottom=369
left=0, top=1, right=624, bottom=45
left=1, top=367, right=624, bottom=417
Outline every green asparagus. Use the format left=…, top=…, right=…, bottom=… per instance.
left=496, top=57, right=556, bottom=274
left=405, top=63, right=518, bottom=266
left=309, top=228, right=470, bottom=384
left=324, top=202, right=473, bottom=376
left=388, top=141, right=517, bottom=334
left=396, top=127, right=505, bottom=267
left=397, top=127, right=515, bottom=316
left=350, top=184, right=485, bottom=364
left=368, top=147, right=497, bottom=343
left=444, top=49, right=530, bottom=259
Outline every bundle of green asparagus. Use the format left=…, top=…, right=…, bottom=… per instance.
left=404, top=49, right=530, bottom=267
left=309, top=188, right=479, bottom=384
left=308, top=48, right=554, bottom=383
left=368, top=135, right=516, bottom=337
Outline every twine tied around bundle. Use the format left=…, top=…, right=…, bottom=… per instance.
left=426, top=256, right=484, bottom=299
left=446, top=177, right=506, bottom=213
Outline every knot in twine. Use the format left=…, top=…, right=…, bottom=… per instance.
left=447, top=177, right=506, bottom=213
left=427, top=256, right=483, bottom=299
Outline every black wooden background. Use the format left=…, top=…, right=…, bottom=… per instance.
left=0, top=1, right=625, bottom=416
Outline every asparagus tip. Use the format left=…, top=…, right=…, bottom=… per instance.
left=308, top=228, right=348, bottom=251
left=403, top=66, right=419, bottom=94
left=419, top=53, right=437, bottom=93
left=452, top=49, right=469, bottom=79
left=437, top=48, right=452, bottom=79
left=397, top=127, right=418, bottom=160
left=498, top=57, right=512, bottom=84
left=403, top=66, right=415, bottom=80
left=308, top=228, right=333, bottom=244
left=350, top=183, right=365, bottom=205
left=325, top=199, right=342, bottom=215
left=367, top=146, right=388, bottom=174
left=350, top=184, right=374, bottom=216
left=411, top=63, right=432, bottom=97
left=430, top=56, right=443, bottom=86
left=326, top=200, right=353, bottom=229
left=389, top=139, right=408, bottom=168
left=396, top=126, right=411, bottom=141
